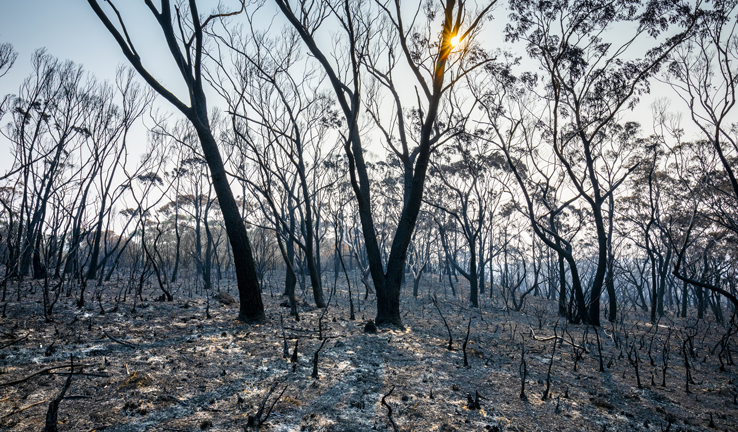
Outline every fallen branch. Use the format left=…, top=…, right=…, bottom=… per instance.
left=48, top=372, right=109, bottom=378
left=103, top=330, right=137, bottom=349
left=0, top=364, right=93, bottom=388
left=0, top=400, right=47, bottom=419
left=0, top=333, right=29, bottom=350
left=529, top=326, right=589, bottom=353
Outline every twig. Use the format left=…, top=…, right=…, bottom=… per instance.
left=530, top=326, right=589, bottom=353
left=291, top=339, right=299, bottom=372
left=248, top=382, right=289, bottom=428
left=280, top=315, right=289, bottom=358
left=260, top=384, right=288, bottom=427
left=318, top=284, right=335, bottom=339
left=431, top=295, right=453, bottom=350
left=43, top=355, right=75, bottom=432
left=48, top=372, right=109, bottom=378
left=103, top=330, right=137, bottom=349
left=381, top=386, right=399, bottom=432
left=311, top=338, right=329, bottom=379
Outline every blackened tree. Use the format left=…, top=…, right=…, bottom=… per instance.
left=87, top=0, right=264, bottom=321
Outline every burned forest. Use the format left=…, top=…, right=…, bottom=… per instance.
left=1, top=0, right=738, bottom=430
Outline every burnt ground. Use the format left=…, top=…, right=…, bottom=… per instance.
left=1, top=274, right=737, bottom=431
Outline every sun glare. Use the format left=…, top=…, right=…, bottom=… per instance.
left=450, top=35, right=461, bottom=48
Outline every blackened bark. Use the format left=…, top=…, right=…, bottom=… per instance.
left=681, top=280, right=688, bottom=318
left=21, top=135, right=69, bottom=277
left=284, top=203, right=297, bottom=298
left=586, top=200, right=607, bottom=326
left=87, top=206, right=105, bottom=280
left=606, top=193, right=617, bottom=322
left=478, top=234, right=486, bottom=295
left=412, top=264, right=426, bottom=298
left=203, top=195, right=213, bottom=292
left=439, top=222, right=479, bottom=307
left=657, top=247, right=671, bottom=317
left=170, top=201, right=181, bottom=283
left=88, top=141, right=126, bottom=280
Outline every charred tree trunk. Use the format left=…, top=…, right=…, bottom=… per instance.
left=606, top=193, right=617, bottom=322
left=170, top=202, right=181, bottom=283
left=88, top=0, right=265, bottom=321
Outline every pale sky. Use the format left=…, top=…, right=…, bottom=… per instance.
left=0, top=0, right=191, bottom=101
left=0, top=1, right=234, bottom=174
left=0, top=0, right=705, bottom=177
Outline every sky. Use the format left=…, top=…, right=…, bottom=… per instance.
left=0, top=0, right=242, bottom=175
left=0, top=0, right=706, bottom=177
left=0, top=0, right=191, bottom=101
left=0, top=2, right=156, bottom=174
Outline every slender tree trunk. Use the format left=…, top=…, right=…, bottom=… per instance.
left=606, top=194, right=617, bottom=322
left=558, top=252, right=567, bottom=317
left=412, top=264, right=426, bottom=298
left=284, top=207, right=297, bottom=298
left=469, top=245, right=478, bottom=308
left=203, top=198, right=213, bottom=292
left=478, top=234, right=486, bottom=296
left=32, top=233, right=45, bottom=279
left=170, top=208, right=181, bottom=283
left=194, top=128, right=264, bottom=322
left=649, top=246, right=658, bottom=323
left=567, top=252, right=588, bottom=324
left=681, top=280, right=688, bottom=318
left=297, top=156, right=325, bottom=308
left=657, top=248, right=671, bottom=317
left=194, top=189, right=203, bottom=277
left=587, top=202, right=608, bottom=326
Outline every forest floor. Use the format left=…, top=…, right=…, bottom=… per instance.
left=0, top=274, right=737, bottom=432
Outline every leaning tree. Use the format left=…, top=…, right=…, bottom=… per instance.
left=87, top=0, right=264, bottom=321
